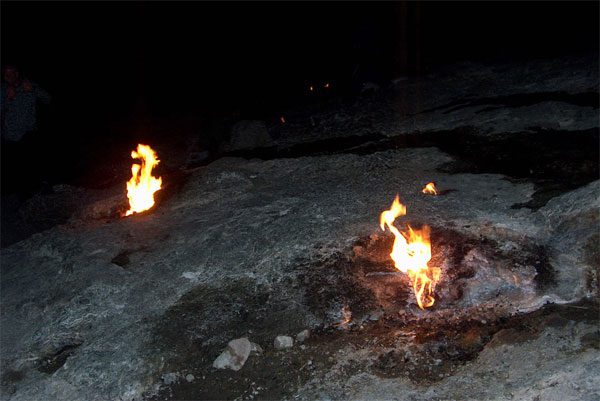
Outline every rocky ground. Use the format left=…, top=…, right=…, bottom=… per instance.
left=1, top=55, right=598, bottom=401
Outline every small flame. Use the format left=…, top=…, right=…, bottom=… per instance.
left=280, top=116, right=286, bottom=124
left=324, top=82, right=330, bottom=89
left=422, top=182, right=438, bottom=195
left=380, top=195, right=441, bottom=309
left=334, top=305, right=352, bottom=328
left=125, top=144, right=162, bottom=216
left=309, top=85, right=314, bottom=92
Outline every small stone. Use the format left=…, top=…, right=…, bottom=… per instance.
left=352, top=245, right=364, bottom=258
left=296, top=329, right=310, bottom=343
left=250, top=342, right=264, bottom=354
left=161, top=372, right=180, bottom=385
left=274, top=335, right=294, bottom=350
left=213, top=337, right=252, bottom=371
left=368, top=310, right=384, bottom=321
left=185, top=374, right=195, bottom=382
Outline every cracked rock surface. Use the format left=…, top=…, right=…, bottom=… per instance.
left=1, top=55, right=598, bottom=401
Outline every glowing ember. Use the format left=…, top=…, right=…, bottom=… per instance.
left=380, top=195, right=441, bottom=309
left=125, top=144, right=162, bottom=216
left=422, top=182, right=438, bottom=195
left=334, top=305, right=352, bottom=328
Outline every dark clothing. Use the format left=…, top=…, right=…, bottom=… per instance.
left=1, top=82, right=51, bottom=142
left=1, top=81, right=52, bottom=195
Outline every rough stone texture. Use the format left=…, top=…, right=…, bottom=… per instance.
left=250, top=341, right=264, bottom=355
left=294, top=320, right=600, bottom=401
left=160, top=372, right=179, bottom=386
left=534, top=181, right=600, bottom=303
left=270, top=55, right=598, bottom=149
left=212, top=337, right=252, bottom=371
left=296, top=330, right=310, bottom=343
left=225, top=120, right=273, bottom=152
left=274, top=336, right=294, bottom=350
left=0, top=56, right=597, bottom=401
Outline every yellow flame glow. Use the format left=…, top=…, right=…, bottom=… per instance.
left=125, top=144, right=162, bottom=216
left=380, top=195, right=441, bottom=309
left=422, top=182, right=438, bottom=195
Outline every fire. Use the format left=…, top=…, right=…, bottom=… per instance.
left=125, top=144, right=162, bottom=216
left=334, top=305, right=352, bottom=328
left=422, top=182, right=438, bottom=195
left=380, top=195, right=441, bottom=309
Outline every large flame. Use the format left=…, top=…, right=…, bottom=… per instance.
left=125, top=144, right=162, bottom=216
left=380, top=195, right=441, bottom=309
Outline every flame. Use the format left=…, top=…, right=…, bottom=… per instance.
left=125, top=144, right=162, bottom=216
left=380, top=195, right=441, bottom=309
left=309, top=85, right=314, bottom=92
left=280, top=116, right=286, bottom=124
left=422, top=182, right=438, bottom=195
left=334, top=305, right=352, bottom=328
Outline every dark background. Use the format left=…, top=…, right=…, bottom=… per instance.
left=1, top=1, right=599, bottom=187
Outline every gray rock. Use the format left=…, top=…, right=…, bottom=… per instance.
left=250, top=341, right=264, bottom=354
left=226, top=120, right=273, bottom=151
left=186, top=150, right=210, bottom=165
left=367, top=310, right=384, bottom=321
left=185, top=374, right=195, bottom=383
left=1, top=55, right=598, bottom=401
left=296, top=330, right=310, bottom=343
left=212, top=337, right=252, bottom=371
left=274, top=335, right=294, bottom=350
left=360, top=81, right=380, bottom=93
left=161, top=372, right=180, bottom=385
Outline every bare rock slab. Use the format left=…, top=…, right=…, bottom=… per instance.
left=226, top=120, right=273, bottom=151
left=212, top=337, right=252, bottom=371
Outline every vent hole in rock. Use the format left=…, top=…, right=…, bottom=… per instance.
left=300, top=227, right=552, bottom=326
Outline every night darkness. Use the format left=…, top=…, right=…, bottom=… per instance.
left=2, top=2, right=597, bottom=148
left=1, top=1, right=598, bottom=236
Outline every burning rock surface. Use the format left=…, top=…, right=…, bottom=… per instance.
left=0, top=56, right=598, bottom=401
left=301, top=227, right=548, bottom=324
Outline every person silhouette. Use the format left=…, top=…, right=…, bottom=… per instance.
left=1, top=65, right=52, bottom=195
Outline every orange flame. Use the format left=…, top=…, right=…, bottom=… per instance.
left=422, top=182, right=438, bottom=195
left=335, top=305, right=352, bottom=328
left=125, top=144, right=162, bottom=216
left=380, top=195, right=441, bottom=309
